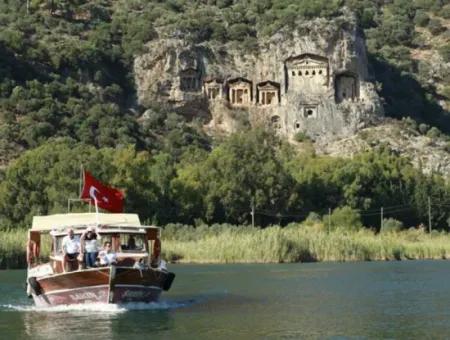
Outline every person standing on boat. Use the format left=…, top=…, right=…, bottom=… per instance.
left=80, top=226, right=98, bottom=268
left=99, top=241, right=117, bottom=266
left=62, top=228, right=81, bottom=272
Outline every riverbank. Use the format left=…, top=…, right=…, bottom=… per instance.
left=2, top=223, right=450, bottom=269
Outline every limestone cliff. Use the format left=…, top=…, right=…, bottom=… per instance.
left=134, top=11, right=383, bottom=142
left=318, top=120, right=450, bottom=175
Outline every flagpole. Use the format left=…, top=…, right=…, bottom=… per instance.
left=94, top=198, right=99, bottom=225
left=79, top=164, right=84, bottom=197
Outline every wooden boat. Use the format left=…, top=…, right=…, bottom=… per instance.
left=26, top=213, right=175, bottom=307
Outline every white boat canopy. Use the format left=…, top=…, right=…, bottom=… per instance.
left=31, top=213, right=142, bottom=231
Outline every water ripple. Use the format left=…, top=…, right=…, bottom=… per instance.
left=0, top=299, right=194, bottom=313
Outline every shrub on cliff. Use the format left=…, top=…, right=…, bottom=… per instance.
left=414, top=10, right=430, bottom=27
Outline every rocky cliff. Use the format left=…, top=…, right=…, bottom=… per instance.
left=134, top=11, right=383, bottom=142
left=318, top=119, right=450, bottom=175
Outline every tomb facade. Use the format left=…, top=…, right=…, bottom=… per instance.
left=228, top=78, right=252, bottom=106
left=204, top=78, right=223, bottom=100
left=285, top=54, right=329, bottom=94
left=180, top=68, right=200, bottom=92
left=335, top=72, right=359, bottom=103
left=303, top=105, right=318, bottom=119
left=257, top=81, right=280, bottom=106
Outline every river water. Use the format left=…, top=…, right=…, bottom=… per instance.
left=1, top=261, right=450, bottom=339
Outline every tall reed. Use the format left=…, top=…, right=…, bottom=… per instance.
left=162, top=223, right=450, bottom=263
left=0, top=229, right=51, bottom=269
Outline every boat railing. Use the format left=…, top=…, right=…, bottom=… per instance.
left=67, top=198, right=93, bottom=213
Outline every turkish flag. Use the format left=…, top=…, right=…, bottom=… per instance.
left=80, top=171, right=124, bottom=213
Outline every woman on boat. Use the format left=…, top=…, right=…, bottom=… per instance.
left=80, top=226, right=99, bottom=268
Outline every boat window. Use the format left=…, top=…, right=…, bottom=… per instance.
left=98, top=234, right=113, bottom=249
left=55, top=236, right=64, bottom=254
left=120, top=234, right=145, bottom=252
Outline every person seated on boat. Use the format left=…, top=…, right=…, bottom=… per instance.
left=80, top=226, right=98, bottom=268
left=98, top=241, right=117, bottom=266
left=62, top=228, right=81, bottom=272
left=127, top=235, right=136, bottom=250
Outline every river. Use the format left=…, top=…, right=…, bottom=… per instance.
left=1, top=261, right=450, bottom=339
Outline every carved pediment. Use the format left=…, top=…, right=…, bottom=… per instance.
left=228, top=77, right=252, bottom=87
left=204, top=77, right=222, bottom=85
left=257, top=81, right=280, bottom=91
left=285, top=54, right=328, bottom=68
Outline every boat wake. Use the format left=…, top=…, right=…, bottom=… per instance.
left=0, top=299, right=193, bottom=313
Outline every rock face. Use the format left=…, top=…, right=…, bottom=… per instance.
left=134, top=11, right=383, bottom=141
left=318, top=121, right=450, bottom=176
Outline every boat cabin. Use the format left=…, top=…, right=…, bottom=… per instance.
left=27, top=213, right=162, bottom=274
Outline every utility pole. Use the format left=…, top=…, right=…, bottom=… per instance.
left=380, top=206, right=384, bottom=233
left=428, top=196, right=432, bottom=235
left=328, top=207, right=331, bottom=234
left=251, top=198, right=255, bottom=228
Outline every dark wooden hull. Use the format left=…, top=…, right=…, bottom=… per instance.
left=30, top=266, right=174, bottom=307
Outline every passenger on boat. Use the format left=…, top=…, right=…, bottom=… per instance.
left=80, top=226, right=98, bottom=268
left=98, top=241, right=117, bottom=266
left=62, top=228, right=81, bottom=272
left=127, top=235, right=136, bottom=250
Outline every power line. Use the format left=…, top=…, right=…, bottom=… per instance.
left=247, top=198, right=448, bottom=225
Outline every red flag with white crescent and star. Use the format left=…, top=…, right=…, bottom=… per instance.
left=80, top=171, right=124, bottom=213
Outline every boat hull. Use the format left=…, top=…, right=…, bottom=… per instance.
left=30, top=266, right=173, bottom=307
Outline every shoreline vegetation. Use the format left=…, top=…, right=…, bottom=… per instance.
left=2, top=223, right=450, bottom=269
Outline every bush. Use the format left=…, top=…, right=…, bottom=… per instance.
left=440, top=6, right=450, bottom=19
left=418, top=123, right=430, bottom=134
left=438, top=44, right=450, bottom=63
left=327, top=206, right=362, bottom=231
left=440, top=86, right=450, bottom=100
left=428, top=19, right=445, bottom=35
left=304, top=212, right=321, bottom=226
left=443, top=142, right=450, bottom=153
left=402, top=117, right=418, bottom=131
left=414, top=10, right=430, bottom=27
left=381, top=218, right=403, bottom=233
left=426, top=126, right=441, bottom=139
left=294, top=131, right=310, bottom=142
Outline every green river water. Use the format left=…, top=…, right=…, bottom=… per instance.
left=1, top=261, right=450, bottom=339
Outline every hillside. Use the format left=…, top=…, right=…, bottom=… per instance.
left=0, top=1, right=449, bottom=163
left=1, top=0, right=450, bottom=230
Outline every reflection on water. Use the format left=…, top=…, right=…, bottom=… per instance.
left=19, top=302, right=189, bottom=340
left=2, top=261, right=450, bottom=339
left=23, top=310, right=115, bottom=340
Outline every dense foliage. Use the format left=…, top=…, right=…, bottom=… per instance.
left=1, top=130, right=450, bottom=231
left=0, top=0, right=449, bottom=162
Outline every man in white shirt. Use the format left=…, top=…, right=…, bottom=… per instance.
left=98, top=241, right=117, bottom=266
left=62, top=228, right=81, bottom=272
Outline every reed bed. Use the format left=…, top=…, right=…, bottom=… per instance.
left=0, top=229, right=51, bottom=269
left=161, top=223, right=450, bottom=263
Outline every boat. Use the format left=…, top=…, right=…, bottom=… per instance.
left=25, top=212, right=175, bottom=307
